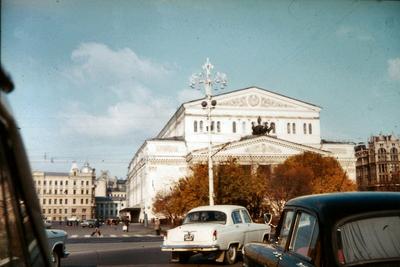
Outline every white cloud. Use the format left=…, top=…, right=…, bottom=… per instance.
left=64, top=42, right=171, bottom=90
left=60, top=42, right=196, bottom=139
left=388, top=58, right=400, bottom=81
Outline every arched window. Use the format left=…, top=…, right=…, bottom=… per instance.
left=287, top=123, right=291, bottom=134
left=232, top=121, right=237, bottom=133
left=270, top=122, right=276, bottom=134
left=308, top=123, right=312, bottom=134
left=378, top=148, right=387, bottom=161
left=217, top=121, right=221, bottom=132
left=391, top=148, right=398, bottom=161
left=242, top=121, right=246, bottom=134
left=199, top=121, right=203, bottom=132
left=292, top=123, right=296, bottom=134
left=303, top=123, right=307, bottom=134
left=194, top=121, right=198, bottom=132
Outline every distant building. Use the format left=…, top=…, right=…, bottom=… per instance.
left=33, top=161, right=96, bottom=221
left=94, top=170, right=127, bottom=219
left=126, top=86, right=356, bottom=222
left=355, top=134, right=400, bottom=191
left=95, top=196, right=126, bottom=220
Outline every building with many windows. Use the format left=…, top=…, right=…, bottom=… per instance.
left=94, top=170, right=127, bottom=220
left=33, top=161, right=96, bottom=221
left=355, top=134, right=400, bottom=191
left=126, top=86, right=356, bottom=222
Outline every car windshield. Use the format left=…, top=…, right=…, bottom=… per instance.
left=183, top=211, right=227, bottom=224
left=336, top=215, right=400, bottom=265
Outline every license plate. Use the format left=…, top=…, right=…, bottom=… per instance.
left=184, top=233, right=194, bottom=241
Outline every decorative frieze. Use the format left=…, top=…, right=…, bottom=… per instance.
left=218, top=94, right=295, bottom=109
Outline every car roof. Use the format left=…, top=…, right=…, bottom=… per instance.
left=189, top=205, right=245, bottom=213
left=286, top=192, right=400, bottom=223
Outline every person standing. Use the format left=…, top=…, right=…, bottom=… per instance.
left=154, top=218, right=161, bottom=236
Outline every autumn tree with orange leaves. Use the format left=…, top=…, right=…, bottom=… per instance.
left=153, top=152, right=356, bottom=222
left=267, top=152, right=356, bottom=214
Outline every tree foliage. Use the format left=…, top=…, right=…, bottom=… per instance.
left=267, top=152, right=356, bottom=214
left=153, top=152, right=356, bottom=221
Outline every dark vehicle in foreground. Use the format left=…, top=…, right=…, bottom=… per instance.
left=243, top=192, right=400, bottom=267
left=1, top=66, right=64, bottom=266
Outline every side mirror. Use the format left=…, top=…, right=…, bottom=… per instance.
left=263, top=213, right=273, bottom=225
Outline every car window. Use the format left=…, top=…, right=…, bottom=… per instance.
left=289, top=212, right=319, bottom=260
left=277, top=210, right=295, bottom=248
left=336, top=214, right=400, bottom=265
left=183, top=210, right=227, bottom=224
left=0, top=122, right=46, bottom=267
left=231, top=210, right=243, bottom=224
left=240, top=209, right=252, bottom=223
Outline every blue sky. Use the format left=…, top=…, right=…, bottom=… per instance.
left=2, top=0, right=400, bottom=178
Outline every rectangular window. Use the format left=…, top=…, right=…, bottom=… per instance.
left=49, top=199, right=51, bottom=205
left=48, top=209, right=51, bottom=214
left=60, top=181, right=63, bottom=186
left=86, top=181, right=89, bottom=186
left=43, top=199, right=46, bottom=205
left=71, top=208, right=76, bottom=213
left=277, top=210, right=295, bottom=248
left=287, top=123, right=291, bottom=134
left=49, top=181, right=52, bottom=186
left=81, top=181, right=84, bottom=186
left=80, top=199, right=83, bottom=204
left=54, top=199, right=57, bottom=204
left=55, top=181, right=57, bottom=186
left=292, top=123, right=296, bottom=134
left=65, top=199, right=68, bottom=204
left=66, top=181, right=68, bottom=185
left=231, top=210, right=243, bottom=224
left=86, top=199, right=88, bottom=204
left=303, top=123, right=307, bottom=134
left=73, top=199, right=76, bottom=204
left=289, top=212, right=319, bottom=260
left=59, top=209, right=62, bottom=214
left=309, top=123, right=312, bottom=134
left=64, top=209, right=67, bottom=214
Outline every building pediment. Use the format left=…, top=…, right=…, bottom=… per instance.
left=184, top=86, right=321, bottom=112
left=188, top=135, right=330, bottom=163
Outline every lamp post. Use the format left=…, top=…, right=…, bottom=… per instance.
left=190, top=58, right=227, bottom=206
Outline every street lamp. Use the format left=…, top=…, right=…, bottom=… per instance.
left=190, top=58, right=227, bottom=206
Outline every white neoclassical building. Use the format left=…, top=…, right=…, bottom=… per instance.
left=126, top=86, right=356, bottom=222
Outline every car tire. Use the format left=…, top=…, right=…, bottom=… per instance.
left=178, top=252, right=191, bottom=263
left=51, top=250, right=60, bottom=267
left=224, top=244, right=237, bottom=265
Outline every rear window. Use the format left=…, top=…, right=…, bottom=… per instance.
left=183, top=211, right=227, bottom=224
left=336, top=214, right=400, bottom=265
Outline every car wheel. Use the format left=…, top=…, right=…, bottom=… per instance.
left=51, top=250, right=60, bottom=267
left=178, top=252, right=191, bottom=263
left=224, top=244, right=237, bottom=265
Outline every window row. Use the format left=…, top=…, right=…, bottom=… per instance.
left=43, top=208, right=87, bottom=214
left=287, top=123, right=313, bottom=135
left=35, top=180, right=91, bottom=186
left=194, top=120, right=222, bottom=133
left=42, top=198, right=92, bottom=205
left=377, top=148, right=399, bottom=161
left=38, top=189, right=91, bottom=195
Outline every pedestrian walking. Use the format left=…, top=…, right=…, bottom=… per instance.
left=91, top=219, right=101, bottom=236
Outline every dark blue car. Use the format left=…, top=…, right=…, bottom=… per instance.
left=243, top=192, right=400, bottom=267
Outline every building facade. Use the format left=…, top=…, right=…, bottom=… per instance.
left=355, top=134, right=400, bottom=191
left=33, top=162, right=96, bottom=221
left=94, top=170, right=127, bottom=219
left=126, top=86, right=356, bottom=222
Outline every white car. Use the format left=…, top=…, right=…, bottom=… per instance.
left=161, top=205, right=271, bottom=264
left=46, top=229, right=69, bottom=267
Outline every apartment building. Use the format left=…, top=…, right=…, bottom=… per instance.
left=33, top=161, right=96, bottom=221
left=355, top=134, right=400, bottom=191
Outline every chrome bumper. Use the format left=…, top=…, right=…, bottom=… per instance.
left=161, top=244, right=219, bottom=252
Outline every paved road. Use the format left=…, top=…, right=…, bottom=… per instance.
left=61, top=241, right=242, bottom=267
